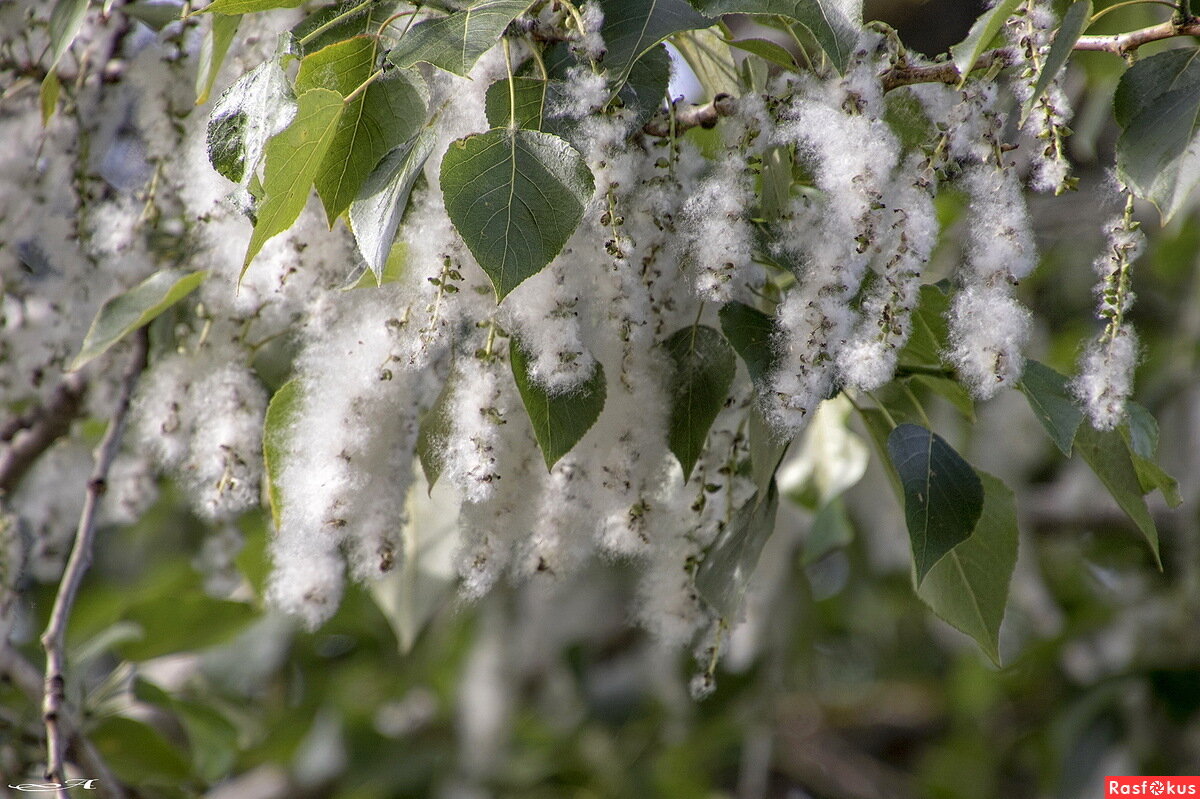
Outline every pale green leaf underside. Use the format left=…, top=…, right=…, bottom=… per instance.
left=71, top=269, right=208, bottom=371
left=917, top=471, right=1018, bottom=666
left=696, top=482, right=779, bottom=618
left=207, top=59, right=297, bottom=184
left=263, top=379, right=303, bottom=529
left=1115, top=48, right=1200, bottom=223
left=387, top=0, right=532, bottom=75
left=242, top=87, right=345, bottom=277
left=351, top=130, right=437, bottom=279
left=691, top=0, right=860, bottom=71
left=439, top=128, right=593, bottom=299
left=664, top=325, right=737, bottom=481
left=510, top=338, right=607, bottom=470
left=949, top=0, right=1021, bottom=81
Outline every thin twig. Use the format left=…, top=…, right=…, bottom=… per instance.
left=40, top=329, right=148, bottom=794
left=0, top=374, right=87, bottom=496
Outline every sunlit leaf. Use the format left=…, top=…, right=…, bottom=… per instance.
left=350, top=130, right=437, bottom=279
left=387, top=0, right=532, bottom=75
left=263, top=379, right=303, bottom=529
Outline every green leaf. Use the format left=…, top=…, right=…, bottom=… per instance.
left=440, top=128, right=594, bottom=299
left=200, top=0, right=306, bottom=14
left=856, top=406, right=902, bottom=500
left=350, top=129, right=437, bottom=279
left=949, top=0, right=1022, bottom=83
left=485, top=76, right=550, bottom=130
left=1114, top=48, right=1200, bottom=222
left=887, top=423, right=984, bottom=583
left=91, top=717, right=192, bottom=785
left=71, top=270, right=207, bottom=370
left=123, top=0, right=184, bottom=29
left=599, top=0, right=712, bottom=88
left=263, top=379, right=302, bottom=529
left=1124, top=401, right=1158, bottom=459
left=664, top=325, right=737, bottom=481
left=195, top=13, right=241, bottom=105
left=291, top=0, right=399, bottom=56
left=619, top=43, right=672, bottom=126
left=387, top=0, right=532, bottom=75
left=803, top=496, right=853, bottom=565
left=916, top=471, right=1018, bottom=666
left=416, top=370, right=456, bottom=489
left=726, top=36, right=797, bottom=70
left=912, top=374, right=975, bottom=423
left=690, top=0, right=861, bottom=71
left=41, top=0, right=91, bottom=121
left=1019, top=359, right=1084, bottom=457
left=207, top=59, right=297, bottom=184
left=1119, top=402, right=1182, bottom=507
left=296, top=38, right=428, bottom=224
left=1021, top=0, right=1090, bottom=125
left=696, top=482, right=779, bottom=618
left=748, top=404, right=788, bottom=499
left=759, top=144, right=793, bottom=221
left=242, top=87, right=345, bottom=277
left=718, top=301, right=778, bottom=392
left=1075, top=423, right=1162, bottom=568
left=897, top=282, right=951, bottom=370
left=510, top=338, right=607, bottom=469
left=670, top=29, right=740, bottom=99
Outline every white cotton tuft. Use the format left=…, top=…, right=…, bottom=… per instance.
left=267, top=538, right=346, bottom=631
left=1072, top=325, right=1138, bottom=431
left=945, top=285, right=1031, bottom=399
left=131, top=352, right=195, bottom=470
left=576, top=2, right=607, bottom=62
left=441, top=358, right=507, bottom=504
left=680, top=157, right=755, bottom=303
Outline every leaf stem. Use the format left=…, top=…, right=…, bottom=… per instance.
left=502, top=36, right=517, bottom=130
left=342, top=68, right=383, bottom=105
left=901, top=381, right=932, bottom=429
left=1089, top=0, right=1182, bottom=24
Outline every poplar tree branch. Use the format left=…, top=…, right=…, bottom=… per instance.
left=643, top=93, right=738, bottom=138
left=881, top=17, right=1200, bottom=92
left=0, top=374, right=87, bottom=496
left=39, top=330, right=147, bottom=795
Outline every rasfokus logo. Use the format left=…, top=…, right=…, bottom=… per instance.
left=1107, top=777, right=1200, bottom=797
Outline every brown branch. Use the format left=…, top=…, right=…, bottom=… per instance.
left=0, top=374, right=87, bottom=496
left=881, top=17, right=1200, bottom=93
left=1073, top=18, right=1200, bottom=57
left=642, top=93, right=738, bottom=138
left=40, top=329, right=147, bottom=794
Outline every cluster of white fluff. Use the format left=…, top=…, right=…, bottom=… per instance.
left=1006, top=0, right=1075, bottom=194
left=0, top=0, right=1142, bottom=673
left=765, top=35, right=907, bottom=433
left=1072, top=203, right=1144, bottom=430
left=945, top=164, right=1036, bottom=399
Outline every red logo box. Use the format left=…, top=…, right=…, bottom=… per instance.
left=1106, top=777, right=1200, bottom=797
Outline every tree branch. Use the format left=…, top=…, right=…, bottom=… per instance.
left=0, top=374, right=87, bottom=496
left=39, top=330, right=147, bottom=794
left=643, top=93, right=738, bottom=138
left=1073, top=17, right=1200, bottom=57
left=881, top=17, right=1200, bottom=92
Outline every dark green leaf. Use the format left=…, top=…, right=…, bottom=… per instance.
left=41, top=0, right=91, bottom=120
left=1114, top=48, right=1200, bottom=222
left=1021, top=0, right=1091, bottom=125
left=440, top=128, right=594, bottom=299
left=91, top=717, right=192, bottom=784
left=122, top=0, right=182, bottom=30
left=1075, top=423, right=1162, bottom=568
left=690, top=0, right=860, bottom=71
left=387, top=0, right=531, bottom=75
left=718, top=301, right=778, bottom=391
left=201, top=0, right=306, bottom=14
left=619, top=43, right=672, bottom=126
left=599, top=0, right=712, bottom=88
left=1119, top=403, right=1182, bottom=507
left=1019, top=359, right=1084, bottom=457
left=803, top=495, right=853, bottom=565
left=263, top=379, right=302, bottom=529
left=949, top=0, right=1022, bottom=82
left=887, top=423, right=984, bottom=583
left=350, top=129, right=437, bottom=279
left=242, top=87, right=345, bottom=277
left=664, top=325, right=737, bottom=480
left=696, top=482, right=779, bottom=617
left=71, top=270, right=207, bottom=370
left=196, top=13, right=241, bottom=104
left=297, top=38, right=428, bottom=224
left=510, top=337, right=607, bottom=469
left=917, top=471, right=1018, bottom=666
left=1124, top=401, right=1158, bottom=459
left=207, top=59, right=297, bottom=184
